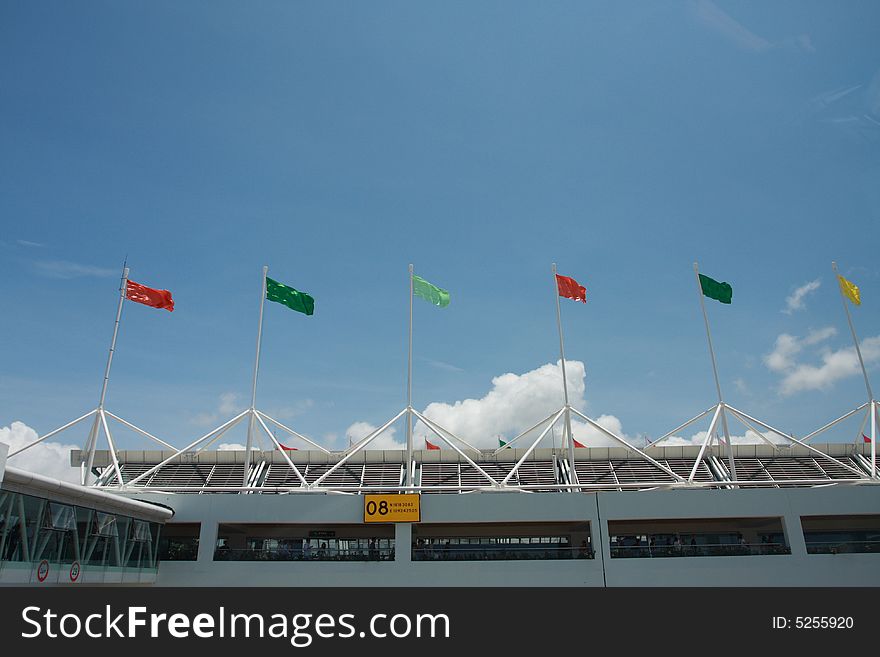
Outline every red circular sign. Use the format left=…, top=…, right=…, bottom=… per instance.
left=36, top=560, right=50, bottom=582
left=69, top=561, right=81, bottom=582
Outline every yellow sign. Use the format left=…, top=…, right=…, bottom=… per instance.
left=363, top=494, right=421, bottom=523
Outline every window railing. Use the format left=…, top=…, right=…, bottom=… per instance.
left=610, top=543, right=790, bottom=558
left=412, top=544, right=594, bottom=561
left=213, top=547, right=395, bottom=562
left=805, top=540, right=880, bottom=555
left=158, top=539, right=200, bottom=561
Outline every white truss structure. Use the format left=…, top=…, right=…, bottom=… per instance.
left=8, top=265, right=176, bottom=486
left=9, top=261, right=880, bottom=495
left=646, top=401, right=870, bottom=483
left=85, top=436, right=877, bottom=494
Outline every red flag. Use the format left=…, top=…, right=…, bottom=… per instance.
left=573, top=438, right=586, bottom=448
left=126, top=280, right=174, bottom=311
left=864, top=434, right=872, bottom=444
left=278, top=442, right=298, bottom=451
left=556, top=274, right=586, bottom=303
left=425, top=439, right=440, bottom=450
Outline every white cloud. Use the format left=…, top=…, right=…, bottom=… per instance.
left=783, top=279, right=821, bottom=314
left=191, top=392, right=242, bottom=427
left=764, top=328, right=879, bottom=395
left=217, top=443, right=258, bottom=451
left=1, top=421, right=81, bottom=483
left=660, top=428, right=788, bottom=447
left=779, top=337, right=880, bottom=396
left=804, top=327, right=838, bottom=346
left=264, top=399, right=315, bottom=421
left=31, top=260, right=117, bottom=279
left=764, top=334, right=800, bottom=373
left=690, top=0, right=814, bottom=54
left=345, top=421, right=403, bottom=450
left=691, top=0, right=771, bottom=52
left=343, top=361, right=633, bottom=451
left=218, top=392, right=239, bottom=414
left=764, top=327, right=836, bottom=373
left=570, top=414, right=633, bottom=448
left=422, top=358, right=464, bottom=373
left=193, top=393, right=314, bottom=428
left=411, top=360, right=585, bottom=449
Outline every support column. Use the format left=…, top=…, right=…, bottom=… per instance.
left=394, top=523, right=412, bottom=564
left=780, top=513, right=808, bottom=558
left=197, top=522, right=219, bottom=564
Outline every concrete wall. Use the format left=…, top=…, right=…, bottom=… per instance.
left=598, top=485, right=880, bottom=586
left=140, top=485, right=880, bottom=587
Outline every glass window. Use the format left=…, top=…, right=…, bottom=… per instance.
left=45, top=503, right=77, bottom=531
left=130, top=520, right=152, bottom=543
left=94, top=513, right=119, bottom=538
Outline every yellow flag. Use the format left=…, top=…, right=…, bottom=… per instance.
left=837, top=275, right=861, bottom=306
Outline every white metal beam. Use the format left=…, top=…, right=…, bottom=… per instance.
left=411, top=409, right=499, bottom=486
left=310, top=409, right=408, bottom=488
left=104, top=411, right=175, bottom=450
left=255, top=412, right=308, bottom=487
left=500, top=408, right=566, bottom=486
left=727, top=406, right=867, bottom=479
left=569, top=407, right=685, bottom=482
left=257, top=411, right=332, bottom=454
left=8, top=409, right=96, bottom=457
left=124, top=410, right=249, bottom=487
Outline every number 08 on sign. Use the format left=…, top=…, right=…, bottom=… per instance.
left=363, top=494, right=421, bottom=523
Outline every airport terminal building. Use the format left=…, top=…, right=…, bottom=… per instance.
left=2, top=441, right=879, bottom=586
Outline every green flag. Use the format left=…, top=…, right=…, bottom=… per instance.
left=266, top=276, right=314, bottom=315
left=699, top=274, right=732, bottom=304
left=412, top=275, right=450, bottom=307
left=499, top=438, right=509, bottom=449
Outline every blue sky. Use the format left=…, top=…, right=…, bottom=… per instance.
left=1, top=1, right=879, bottom=459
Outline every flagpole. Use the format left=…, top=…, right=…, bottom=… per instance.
left=692, top=262, right=737, bottom=482
left=832, top=262, right=875, bottom=478
left=552, top=263, right=577, bottom=483
left=85, top=264, right=129, bottom=484
left=832, top=262, right=873, bottom=402
left=98, top=265, right=130, bottom=410
left=244, top=265, right=268, bottom=485
left=406, top=264, right=414, bottom=485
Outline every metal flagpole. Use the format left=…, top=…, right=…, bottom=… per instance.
left=243, top=265, right=268, bottom=486
left=405, top=264, right=414, bottom=485
left=692, top=262, right=737, bottom=482
left=552, top=263, right=577, bottom=484
left=833, top=262, right=874, bottom=401
left=832, top=262, right=875, bottom=477
left=84, top=264, right=130, bottom=485
left=98, top=265, right=129, bottom=410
